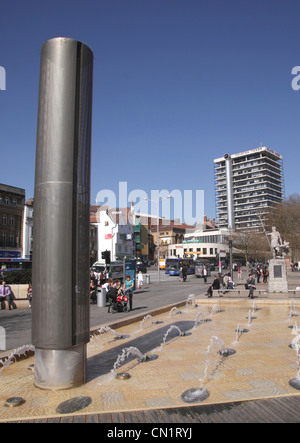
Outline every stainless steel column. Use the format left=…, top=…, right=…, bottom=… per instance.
left=32, top=38, right=93, bottom=390
left=224, top=154, right=235, bottom=277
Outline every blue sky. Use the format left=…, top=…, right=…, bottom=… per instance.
left=0, top=0, right=299, bottom=222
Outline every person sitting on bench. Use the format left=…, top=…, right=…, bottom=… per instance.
left=206, top=276, right=220, bottom=298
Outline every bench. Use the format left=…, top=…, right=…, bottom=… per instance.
left=1, top=298, right=31, bottom=310
left=212, top=289, right=266, bottom=298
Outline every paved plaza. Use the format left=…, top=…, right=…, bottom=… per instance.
left=0, top=270, right=300, bottom=423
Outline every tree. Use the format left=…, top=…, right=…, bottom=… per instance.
left=232, top=230, right=270, bottom=270
left=266, top=194, right=300, bottom=262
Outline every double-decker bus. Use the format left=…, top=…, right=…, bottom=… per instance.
left=165, top=258, right=195, bottom=276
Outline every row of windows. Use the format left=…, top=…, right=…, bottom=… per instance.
left=0, top=232, right=16, bottom=247
left=0, top=196, right=18, bottom=207
left=1, top=215, right=15, bottom=226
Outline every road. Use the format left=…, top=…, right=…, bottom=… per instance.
left=0, top=268, right=209, bottom=354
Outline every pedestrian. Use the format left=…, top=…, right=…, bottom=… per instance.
left=27, top=283, right=32, bottom=308
left=203, top=266, right=207, bottom=283
left=123, top=274, right=134, bottom=311
left=90, top=271, right=97, bottom=285
left=0, top=281, right=12, bottom=310
left=102, top=278, right=113, bottom=292
left=227, top=274, right=236, bottom=289
left=217, top=273, right=223, bottom=287
left=223, top=273, right=229, bottom=289
left=137, top=271, right=144, bottom=289
left=256, top=266, right=261, bottom=283
left=99, top=270, right=104, bottom=286
left=237, top=265, right=242, bottom=280
left=206, top=276, right=220, bottom=298
left=104, top=267, right=110, bottom=282
left=263, top=267, right=269, bottom=283
left=246, top=274, right=256, bottom=299
left=90, top=279, right=97, bottom=305
left=179, top=266, right=183, bottom=282
left=182, top=265, right=187, bottom=282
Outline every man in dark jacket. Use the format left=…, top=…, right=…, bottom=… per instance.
left=246, top=274, right=256, bottom=299
left=206, top=276, right=220, bottom=298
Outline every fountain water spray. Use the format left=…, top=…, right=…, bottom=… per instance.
left=289, top=299, right=298, bottom=319
left=193, top=311, right=207, bottom=328
left=97, top=326, right=125, bottom=340
left=181, top=335, right=235, bottom=403
left=186, top=294, right=198, bottom=309
left=292, top=322, right=299, bottom=336
left=161, top=325, right=184, bottom=347
left=0, top=345, right=35, bottom=374
left=169, top=307, right=182, bottom=316
left=210, top=304, right=221, bottom=316
left=233, top=323, right=244, bottom=345
left=247, top=309, right=253, bottom=325
left=111, top=346, right=154, bottom=375
left=139, top=315, right=154, bottom=330
left=289, top=334, right=300, bottom=390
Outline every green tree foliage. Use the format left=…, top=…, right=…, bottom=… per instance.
left=266, top=194, right=300, bottom=262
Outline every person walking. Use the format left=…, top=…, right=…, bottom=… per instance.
left=179, top=266, right=183, bottom=282
left=237, top=265, right=242, bottom=280
left=137, top=271, right=144, bottom=289
left=203, top=266, right=208, bottom=283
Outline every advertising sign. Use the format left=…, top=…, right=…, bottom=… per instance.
left=123, top=259, right=136, bottom=290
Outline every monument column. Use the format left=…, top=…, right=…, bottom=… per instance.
left=32, top=38, right=93, bottom=390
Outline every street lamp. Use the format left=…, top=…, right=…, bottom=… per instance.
left=144, top=195, right=172, bottom=283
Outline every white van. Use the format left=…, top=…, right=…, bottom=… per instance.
left=91, top=261, right=124, bottom=282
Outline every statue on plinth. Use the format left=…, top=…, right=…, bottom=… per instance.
left=267, top=226, right=289, bottom=259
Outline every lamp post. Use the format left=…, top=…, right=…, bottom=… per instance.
left=144, top=196, right=172, bottom=283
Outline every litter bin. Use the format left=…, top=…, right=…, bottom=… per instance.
left=97, top=287, right=106, bottom=307
left=146, top=274, right=150, bottom=284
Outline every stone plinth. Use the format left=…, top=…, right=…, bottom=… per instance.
left=268, top=258, right=288, bottom=293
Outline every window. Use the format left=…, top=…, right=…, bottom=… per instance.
left=1, top=232, right=6, bottom=246
left=5, top=197, right=9, bottom=205
left=9, top=234, right=14, bottom=247
left=10, top=216, right=14, bottom=226
left=2, top=215, right=7, bottom=226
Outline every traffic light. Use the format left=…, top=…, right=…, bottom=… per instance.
left=101, top=250, right=111, bottom=264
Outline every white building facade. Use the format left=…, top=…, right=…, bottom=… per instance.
left=92, top=207, right=135, bottom=263
left=22, top=200, right=34, bottom=259
left=167, top=228, right=230, bottom=262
